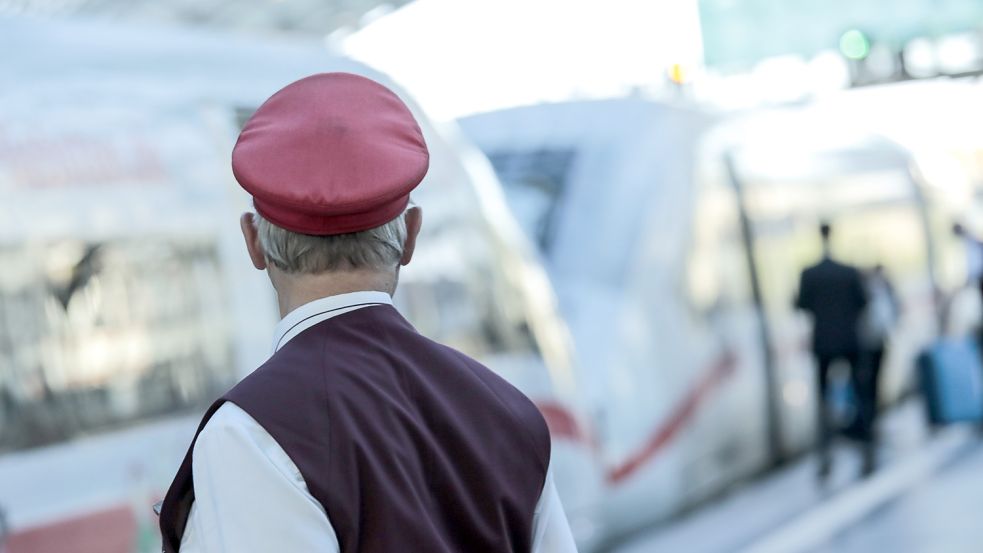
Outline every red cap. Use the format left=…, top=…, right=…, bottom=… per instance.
left=232, top=73, right=429, bottom=235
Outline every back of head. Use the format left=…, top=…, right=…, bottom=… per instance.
left=254, top=210, right=409, bottom=274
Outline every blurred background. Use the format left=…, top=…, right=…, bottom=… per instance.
left=1, top=0, right=982, bottom=552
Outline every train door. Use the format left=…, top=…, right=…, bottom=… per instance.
left=720, top=117, right=937, bottom=454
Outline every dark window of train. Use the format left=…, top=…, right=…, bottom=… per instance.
left=0, top=239, right=236, bottom=453
left=485, top=149, right=577, bottom=253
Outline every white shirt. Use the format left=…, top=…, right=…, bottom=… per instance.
left=180, top=291, right=577, bottom=552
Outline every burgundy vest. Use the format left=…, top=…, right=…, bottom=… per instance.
left=159, top=305, right=551, bottom=552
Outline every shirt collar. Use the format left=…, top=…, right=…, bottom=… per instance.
left=271, top=290, right=393, bottom=353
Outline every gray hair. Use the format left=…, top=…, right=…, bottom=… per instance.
left=254, top=209, right=409, bottom=274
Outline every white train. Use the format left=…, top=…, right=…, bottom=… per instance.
left=459, top=79, right=983, bottom=544
left=0, top=17, right=582, bottom=553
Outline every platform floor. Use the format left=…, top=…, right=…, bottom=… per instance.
left=612, top=401, right=982, bottom=553
left=810, top=439, right=983, bottom=553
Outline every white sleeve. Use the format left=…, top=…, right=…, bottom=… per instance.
left=179, top=403, right=340, bottom=553
left=530, top=462, right=579, bottom=553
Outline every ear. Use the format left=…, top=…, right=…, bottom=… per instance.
left=399, top=206, right=423, bottom=267
left=240, top=213, right=268, bottom=270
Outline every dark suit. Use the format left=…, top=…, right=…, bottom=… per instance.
left=796, top=257, right=869, bottom=466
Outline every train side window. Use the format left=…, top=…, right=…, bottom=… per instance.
left=0, top=238, right=235, bottom=452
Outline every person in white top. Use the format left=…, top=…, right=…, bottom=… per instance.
left=157, top=72, right=578, bottom=552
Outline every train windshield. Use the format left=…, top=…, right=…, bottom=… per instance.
left=483, top=149, right=578, bottom=253
left=730, top=135, right=932, bottom=311
left=714, top=120, right=939, bottom=401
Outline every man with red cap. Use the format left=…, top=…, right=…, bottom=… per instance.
left=157, top=73, right=576, bottom=552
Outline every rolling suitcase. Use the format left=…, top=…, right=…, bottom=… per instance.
left=828, top=371, right=858, bottom=432
left=918, top=337, right=983, bottom=424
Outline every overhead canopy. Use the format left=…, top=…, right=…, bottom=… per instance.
left=343, top=0, right=704, bottom=120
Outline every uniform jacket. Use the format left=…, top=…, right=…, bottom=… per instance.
left=159, top=302, right=552, bottom=552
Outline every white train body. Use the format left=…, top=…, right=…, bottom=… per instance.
left=460, top=80, right=983, bottom=544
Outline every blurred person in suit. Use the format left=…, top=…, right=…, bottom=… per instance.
left=796, top=222, right=869, bottom=480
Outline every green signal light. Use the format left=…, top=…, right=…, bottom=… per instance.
left=839, top=29, right=871, bottom=60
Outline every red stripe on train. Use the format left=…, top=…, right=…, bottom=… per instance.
left=535, top=350, right=738, bottom=484
left=535, top=402, right=593, bottom=445
left=6, top=505, right=137, bottom=553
